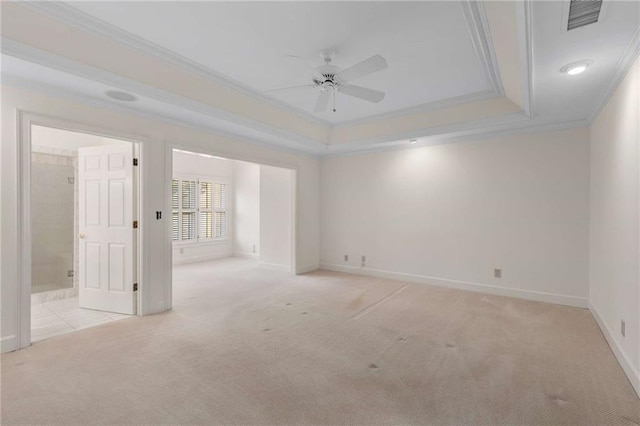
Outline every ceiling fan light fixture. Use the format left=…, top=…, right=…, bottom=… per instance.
left=560, top=60, right=593, bottom=76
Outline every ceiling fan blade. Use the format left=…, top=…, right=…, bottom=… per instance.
left=339, top=85, right=385, bottom=103
left=314, top=90, right=330, bottom=112
left=336, top=55, right=387, bottom=83
left=265, top=84, right=315, bottom=93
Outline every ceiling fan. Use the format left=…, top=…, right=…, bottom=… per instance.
left=266, top=50, right=388, bottom=113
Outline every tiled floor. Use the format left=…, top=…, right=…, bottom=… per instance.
left=31, top=297, right=130, bottom=342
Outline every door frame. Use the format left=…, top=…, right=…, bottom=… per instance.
left=16, top=110, right=147, bottom=349
left=165, top=141, right=298, bottom=295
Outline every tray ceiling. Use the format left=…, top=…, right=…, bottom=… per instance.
left=64, top=1, right=493, bottom=124
left=2, top=1, right=639, bottom=157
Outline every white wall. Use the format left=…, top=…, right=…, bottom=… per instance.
left=321, top=128, right=591, bottom=307
left=233, top=161, right=260, bottom=259
left=259, top=165, right=294, bottom=271
left=172, top=150, right=233, bottom=264
left=31, top=125, right=128, bottom=150
left=589, top=55, right=640, bottom=394
left=1, top=85, right=320, bottom=353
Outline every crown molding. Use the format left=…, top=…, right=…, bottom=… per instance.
left=460, top=0, right=504, bottom=96
left=19, top=0, right=507, bottom=132
left=18, top=0, right=333, bottom=128
left=2, top=33, right=518, bottom=154
left=516, top=0, right=534, bottom=118
left=4, top=1, right=554, bottom=158
left=327, top=109, right=530, bottom=153
left=588, top=24, right=640, bottom=124
left=331, top=90, right=498, bottom=129
left=323, top=118, right=590, bottom=159
left=1, top=75, right=325, bottom=158
left=3, top=71, right=590, bottom=161
left=1, top=39, right=328, bottom=154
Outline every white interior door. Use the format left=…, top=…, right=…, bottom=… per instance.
left=78, top=144, right=136, bottom=315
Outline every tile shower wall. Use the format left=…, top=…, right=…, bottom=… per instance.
left=31, top=152, right=75, bottom=294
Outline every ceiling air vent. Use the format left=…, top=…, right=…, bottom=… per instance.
left=567, top=0, right=603, bottom=31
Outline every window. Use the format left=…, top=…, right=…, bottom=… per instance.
left=200, top=182, right=213, bottom=239
left=213, top=183, right=227, bottom=238
left=172, top=178, right=228, bottom=242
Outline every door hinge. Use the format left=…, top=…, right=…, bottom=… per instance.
left=133, top=220, right=138, bottom=229
left=133, top=158, right=138, bottom=166
left=133, top=283, right=138, bottom=291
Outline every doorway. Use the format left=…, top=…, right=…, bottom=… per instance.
left=28, top=124, right=140, bottom=342
left=170, top=149, right=296, bottom=306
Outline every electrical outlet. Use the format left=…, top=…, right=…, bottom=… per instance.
left=621, top=320, right=625, bottom=337
left=253, top=245, right=256, bottom=254
left=67, top=270, right=74, bottom=278
left=344, top=254, right=349, bottom=262
left=180, top=248, right=184, bottom=254
left=494, top=268, right=502, bottom=278
left=361, top=255, right=366, bottom=267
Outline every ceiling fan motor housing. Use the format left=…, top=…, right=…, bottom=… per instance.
left=318, top=64, right=341, bottom=80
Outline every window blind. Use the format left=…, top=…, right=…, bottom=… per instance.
left=182, top=180, right=196, bottom=210
left=181, top=212, right=196, bottom=240
left=172, top=178, right=228, bottom=243
left=214, top=211, right=227, bottom=237
left=214, top=183, right=227, bottom=209
left=200, top=182, right=213, bottom=239
left=171, top=180, right=180, bottom=241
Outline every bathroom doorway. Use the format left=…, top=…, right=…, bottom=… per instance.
left=29, top=124, right=139, bottom=342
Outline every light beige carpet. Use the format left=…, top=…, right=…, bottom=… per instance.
left=2, top=257, right=639, bottom=425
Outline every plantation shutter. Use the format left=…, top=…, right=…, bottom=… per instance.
left=172, top=177, right=229, bottom=243
left=171, top=180, right=179, bottom=241
left=214, top=183, right=228, bottom=237
left=199, top=182, right=213, bottom=239
left=181, top=180, right=196, bottom=240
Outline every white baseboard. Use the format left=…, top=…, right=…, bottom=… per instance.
left=320, top=263, right=589, bottom=308
left=234, top=252, right=259, bottom=260
left=589, top=302, right=640, bottom=398
left=259, top=261, right=291, bottom=272
left=1, top=335, right=18, bottom=354
left=296, top=264, right=320, bottom=274
left=173, top=252, right=233, bottom=265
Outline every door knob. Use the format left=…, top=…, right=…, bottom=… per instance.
left=78, top=232, right=86, bottom=239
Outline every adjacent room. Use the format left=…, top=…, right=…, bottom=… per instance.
left=1, top=0, right=639, bottom=424
left=171, top=149, right=295, bottom=306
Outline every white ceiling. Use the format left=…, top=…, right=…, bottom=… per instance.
left=2, top=1, right=639, bottom=157
left=64, top=1, right=491, bottom=124
left=532, top=0, right=640, bottom=123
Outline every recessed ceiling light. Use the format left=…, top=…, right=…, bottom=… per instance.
left=560, top=60, right=593, bottom=76
left=409, top=139, right=418, bottom=144
left=105, top=90, right=137, bottom=102
left=567, top=65, right=587, bottom=75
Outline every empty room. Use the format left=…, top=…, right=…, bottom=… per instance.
left=1, top=1, right=639, bottom=425
left=171, top=149, right=296, bottom=307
